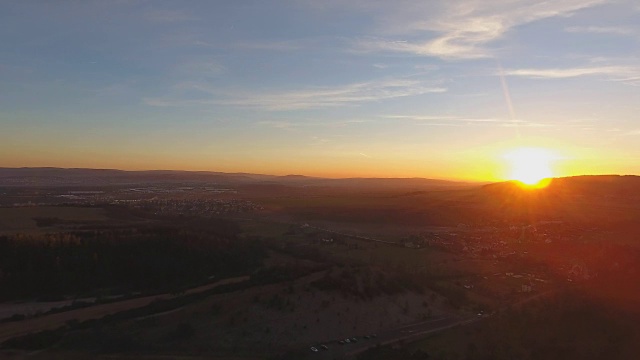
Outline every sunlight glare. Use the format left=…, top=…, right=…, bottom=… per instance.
left=504, top=148, right=555, bottom=187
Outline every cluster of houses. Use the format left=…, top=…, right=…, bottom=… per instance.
left=128, top=198, right=263, bottom=216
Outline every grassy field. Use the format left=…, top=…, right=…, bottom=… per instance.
left=0, top=276, right=249, bottom=345
left=0, top=206, right=109, bottom=234
left=404, top=290, right=640, bottom=360
left=240, top=216, right=492, bottom=274
left=21, top=270, right=453, bottom=359
left=254, top=188, right=486, bottom=228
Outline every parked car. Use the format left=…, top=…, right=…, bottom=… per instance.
left=310, top=346, right=318, bottom=352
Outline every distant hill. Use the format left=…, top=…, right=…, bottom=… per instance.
left=297, top=177, right=476, bottom=189
left=482, top=175, right=640, bottom=200
left=479, top=175, right=640, bottom=226
left=0, top=167, right=475, bottom=189
left=0, top=167, right=270, bottom=186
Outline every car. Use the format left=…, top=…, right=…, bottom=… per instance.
left=320, top=345, right=329, bottom=350
left=351, top=337, right=358, bottom=343
left=339, top=340, right=345, bottom=345
left=364, top=335, right=370, bottom=339
left=344, top=339, right=351, bottom=343
left=310, top=347, right=318, bottom=352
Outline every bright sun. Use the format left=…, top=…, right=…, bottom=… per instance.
left=504, top=147, right=555, bottom=186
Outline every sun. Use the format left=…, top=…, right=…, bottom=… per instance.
left=504, top=147, right=555, bottom=187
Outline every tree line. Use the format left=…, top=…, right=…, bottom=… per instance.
left=0, top=219, right=265, bottom=301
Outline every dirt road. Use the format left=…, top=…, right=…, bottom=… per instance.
left=0, top=276, right=249, bottom=344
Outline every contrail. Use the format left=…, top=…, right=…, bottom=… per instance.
left=497, top=61, right=520, bottom=139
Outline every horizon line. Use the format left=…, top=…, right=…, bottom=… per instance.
left=0, top=166, right=636, bottom=184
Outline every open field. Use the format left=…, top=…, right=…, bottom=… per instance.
left=400, top=292, right=640, bottom=360
left=0, top=276, right=249, bottom=345
left=21, top=269, right=453, bottom=359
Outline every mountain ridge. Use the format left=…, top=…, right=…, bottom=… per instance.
left=0, top=167, right=475, bottom=189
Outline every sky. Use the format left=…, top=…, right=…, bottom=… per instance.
left=1, top=0, right=639, bottom=181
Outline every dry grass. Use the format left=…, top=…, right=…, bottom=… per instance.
left=0, top=277, right=248, bottom=344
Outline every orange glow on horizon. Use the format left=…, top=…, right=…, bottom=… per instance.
left=504, top=147, right=556, bottom=186
left=514, top=177, right=553, bottom=189
left=2, top=142, right=634, bottom=183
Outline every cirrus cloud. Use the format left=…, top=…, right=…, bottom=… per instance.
left=145, top=78, right=446, bottom=111
left=351, top=0, right=607, bottom=59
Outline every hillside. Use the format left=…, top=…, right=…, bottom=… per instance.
left=478, top=175, right=640, bottom=226
left=0, top=167, right=474, bottom=190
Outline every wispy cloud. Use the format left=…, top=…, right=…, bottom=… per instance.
left=160, top=38, right=313, bottom=52
left=146, top=78, right=446, bottom=110
left=383, top=114, right=457, bottom=121
left=256, top=120, right=298, bottom=130
left=351, top=0, right=606, bottom=59
left=504, top=66, right=640, bottom=84
left=220, top=79, right=446, bottom=110
left=384, top=114, right=499, bottom=122
left=353, top=35, right=491, bottom=60
left=256, top=118, right=370, bottom=133
left=565, top=26, right=636, bottom=36
left=382, top=114, right=552, bottom=128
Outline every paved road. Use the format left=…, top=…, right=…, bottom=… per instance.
left=299, top=290, right=556, bottom=359
left=301, top=316, right=475, bottom=359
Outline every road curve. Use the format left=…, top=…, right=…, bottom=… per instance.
left=0, top=276, right=249, bottom=344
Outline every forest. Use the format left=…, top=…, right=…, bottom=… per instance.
left=0, top=218, right=265, bottom=301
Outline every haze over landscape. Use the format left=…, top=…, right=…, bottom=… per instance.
left=2, top=1, right=640, bottom=360
left=2, top=0, right=640, bottom=180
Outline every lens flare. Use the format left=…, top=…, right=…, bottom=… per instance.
left=504, top=148, right=555, bottom=187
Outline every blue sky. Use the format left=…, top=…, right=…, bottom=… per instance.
left=1, top=0, right=639, bottom=180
